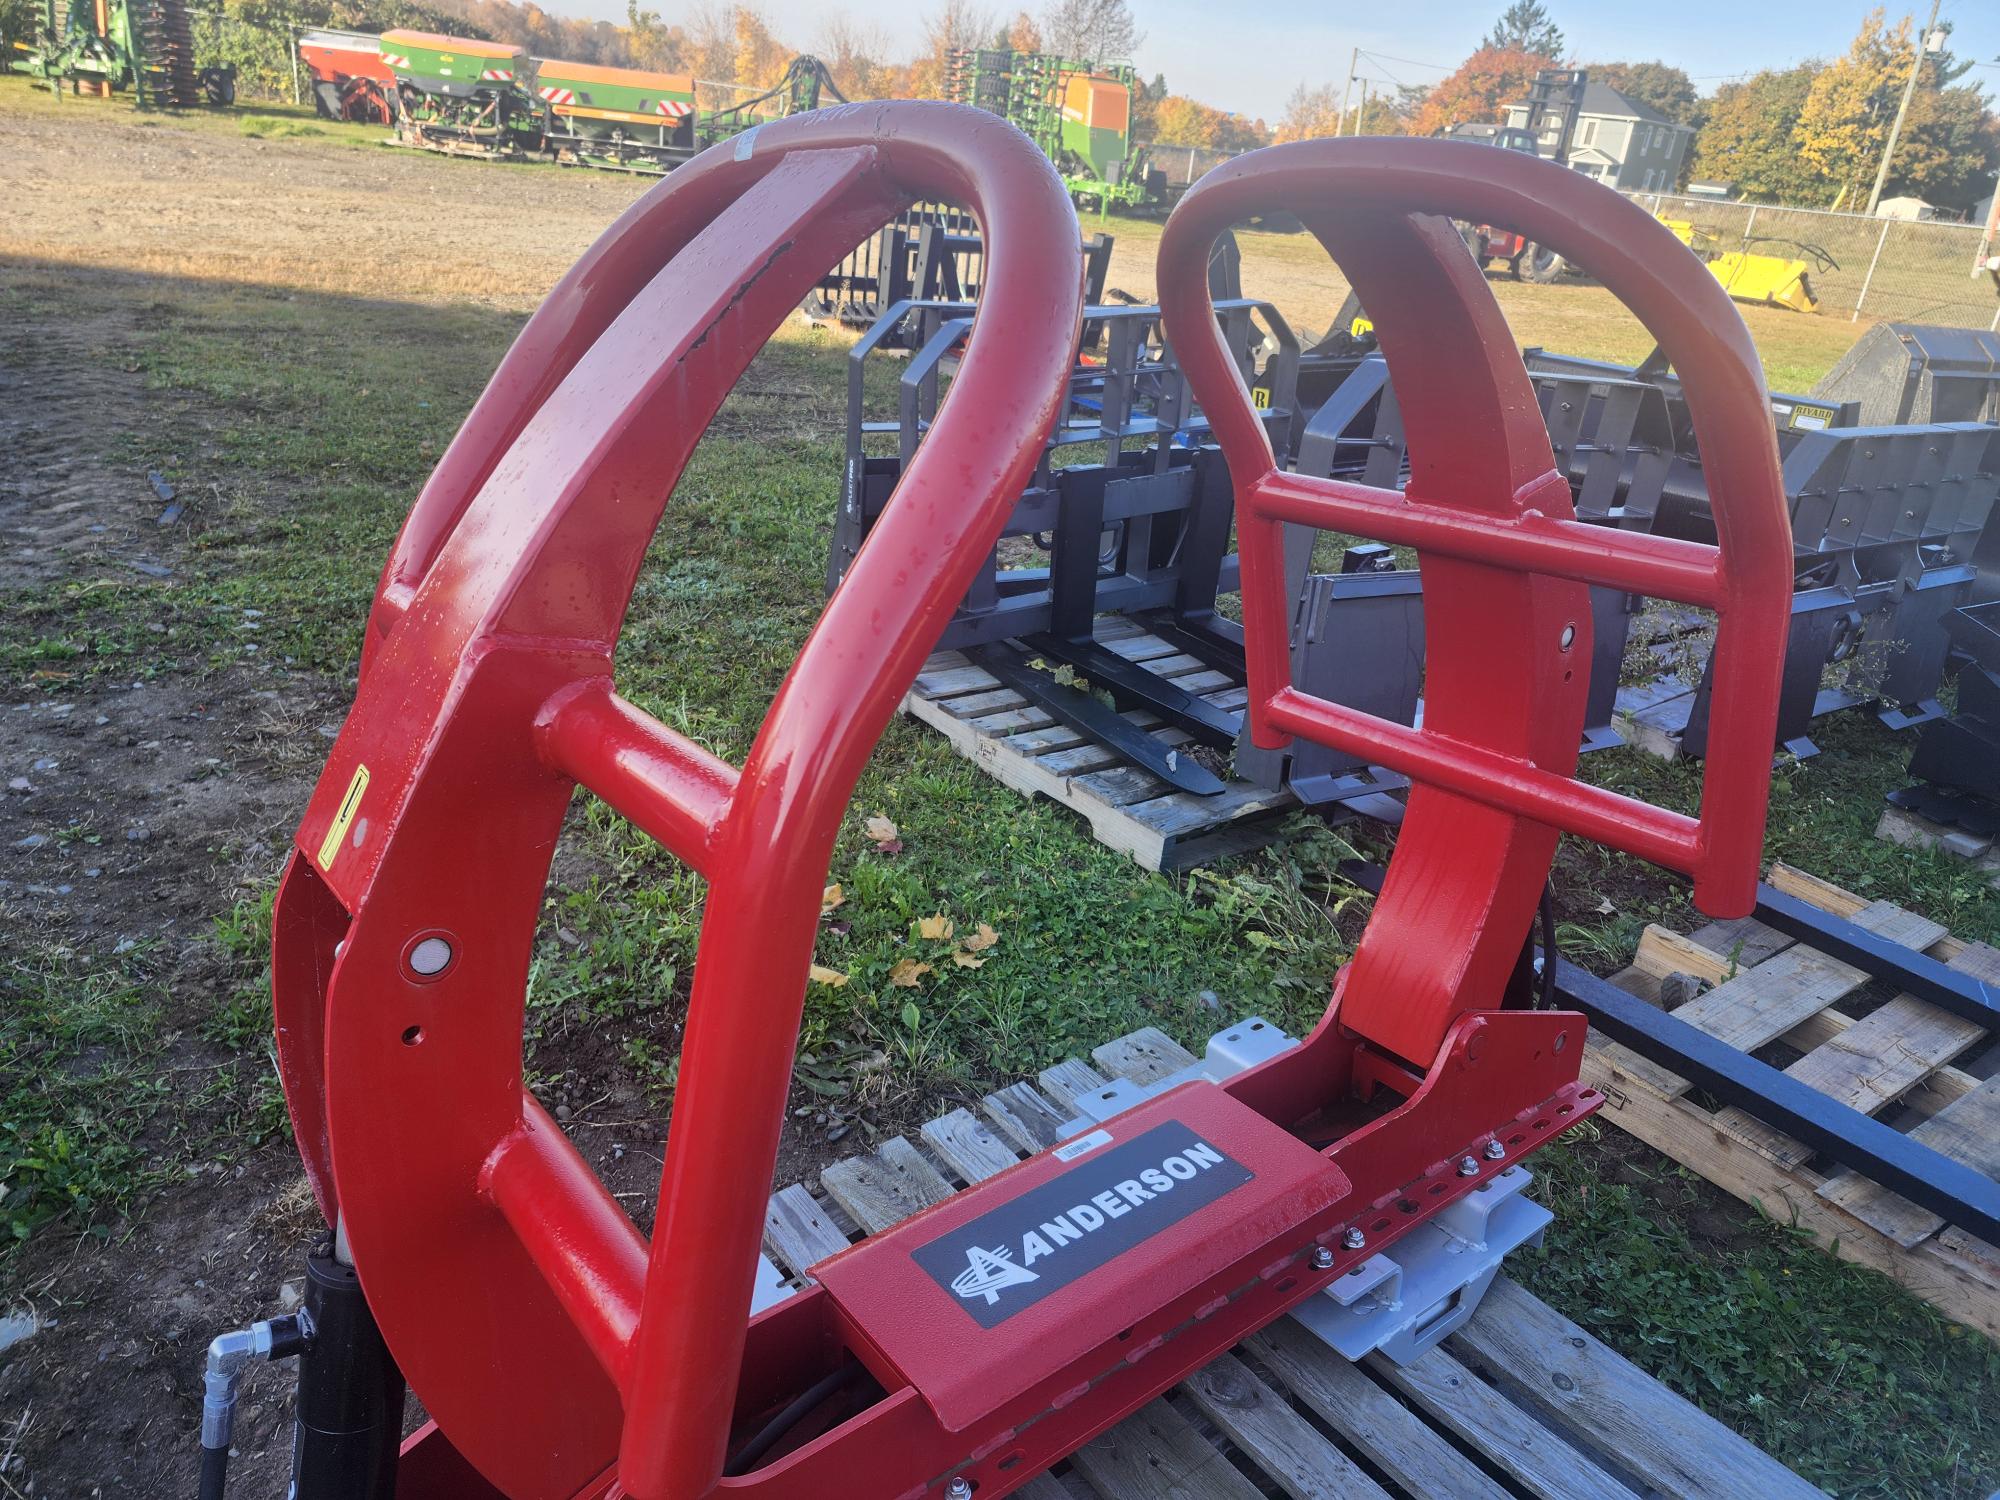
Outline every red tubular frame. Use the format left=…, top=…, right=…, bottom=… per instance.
left=272, top=128, right=1793, bottom=1500
left=1157, top=138, right=1793, bottom=1066
left=275, top=104, right=1086, bottom=1499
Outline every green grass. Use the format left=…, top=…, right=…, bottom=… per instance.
left=0, top=254, right=1994, bottom=1496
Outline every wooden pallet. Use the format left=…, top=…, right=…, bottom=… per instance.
left=761, top=1026, right=1825, bottom=1499
left=1583, top=861, right=2000, bottom=1338
left=902, top=617, right=1296, bottom=871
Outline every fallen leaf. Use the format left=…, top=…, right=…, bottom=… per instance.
left=918, top=913, right=955, bottom=941
left=1595, top=897, right=1617, bottom=916
left=807, top=964, right=849, bottom=988
left=960, top=923, right=1000, bottom=952
left=865, top=815, right=899, bottom=843
left=873, top=838, right=904, bottom=855
left=887, top=958, right=932, bottom=988
left=950, top=950, right=986, bottom=969
left=821, top=883, right=845, bottom=915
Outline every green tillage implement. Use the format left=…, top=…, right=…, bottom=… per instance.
left=12, top=0, right=228, bottom=107
left=380, top=29, right=545, bottom=160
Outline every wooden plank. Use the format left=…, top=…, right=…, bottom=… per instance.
left=1247, top=1322, right=1510, bottom=1500
left=1581, top=1043, right=2000, bottom=1339
left=1818, top=1074, right=2000, bottom=1246
left=1623, top=926, right=1983, bottom=1111
left=1039, top=1058, right=1111, bottom=1113
left=1367, top=1346, right=1632, bottom=1500
left=1093, top=1026, right=1201, bottom=1086
left=1178, top=1353, right=1392, bottom=1500
left=1684, top=914, right=1794, bottom=969
left=1664, top=944, right=1868, bottom=1063
left=1764, top=861, right=1866, bottom=919
left=982, top=1081, right=1071, bottom=1153
left=1717, top=995, right=1986, bottom=1168
left=1066, top=1398, right=1263, bottom=1500
left=820, top=1137, right=956, bottom=1235
left=1452, top=1279, right=1829, bottom=1500
left=921, top=1107, right=1019, bottom=1184
left=763, top=1184, right=848, bottom=1276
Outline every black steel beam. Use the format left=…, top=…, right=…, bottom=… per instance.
left=1753, top=883, right=1999, bottom=1027
left=1554, top=956, right=2000, bottom=1246
left=970, top=644, right=1227, bottom=796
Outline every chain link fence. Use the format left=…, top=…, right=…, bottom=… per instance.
left=1633, top=191, right=1999, bottom=331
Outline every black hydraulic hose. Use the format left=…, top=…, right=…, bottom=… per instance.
left=1537, top=882, right=1558, bottom=1010
left=722, top=1362, right=864, bottom=1477
left=197, top=1442, right=230, bottom=1500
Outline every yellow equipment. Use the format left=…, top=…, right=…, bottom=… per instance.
left=1657, top=215, right=1822, bottom=314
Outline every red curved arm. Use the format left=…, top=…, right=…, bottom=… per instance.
left=273, top=103, right=1084, bottom=1499
left=1158, top=139, right=1792, bottom=1066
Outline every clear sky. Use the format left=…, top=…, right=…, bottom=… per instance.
left=555, top=0, right=2000, bottom=122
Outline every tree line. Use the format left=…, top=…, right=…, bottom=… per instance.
left=1271, top=2, right=1999, bottom=214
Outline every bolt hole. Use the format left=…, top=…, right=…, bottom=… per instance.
left=401, top=1025, right=424, bottom=1047
left=997, top=1452, right=1023, bottom=1472
left=1554, top=1032, right=1568, bottom=1054
left=1558, top=1103, right=1574, bottom=1115
left=1116, top=1327, right=1132, bottom=1342
left=1509, top=1133, right=1525, bottom=1145
left=1559, top=623, right=1576, bottom=651
left=1533, top=1118, right=1550, bottom=1130
left=1275, top=1276, right=1298, bottom=1293
left=1372, top=1217, right=1391, bottom=1231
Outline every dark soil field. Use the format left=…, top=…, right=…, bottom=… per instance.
left=0, top=78, right=1996, bottom=1499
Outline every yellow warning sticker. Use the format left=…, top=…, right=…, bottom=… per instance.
left=316, top=764, right=370, bottom=872
left=1252, top=386, right=1270, bottom=409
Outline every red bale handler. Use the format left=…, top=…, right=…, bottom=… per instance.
left=210, top=103, right=1794, bottom=1499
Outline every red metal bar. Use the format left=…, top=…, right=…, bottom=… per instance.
left=536, top=680, right=738, bottom=876
left=481, top=1096, right=646, bottom=1390
left=1262, top=687, right=1701, bottom=869
left=1249, top=470, right=1726, bottom=608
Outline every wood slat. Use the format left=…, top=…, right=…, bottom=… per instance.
left=1452, top=1279, right=1829, bottom=1500
left=1664, top=944, right=1869, bottom=1064
left=1093, top=1026, right=1201, bottom=1086
left=1067, top=1398, right=1264, bottom=1500
left=1367, top=1346, right=1633, bottom=1500
left=1179, top=1353, right=1393, bottom=1500
left=1039, top=1058, right=1111, bottom=1113
left=763, top=1183, right=848, bottom=1276
left=820, top=1137, right=956, bottom=1235
left=982, top=1081, right=1072, bottom=1152
left=1246, top=1323, right=1509, bottom=1500
left=1817, top=1074, right=2000, bottom=1246
left=921, top=1107, right=1019, bottom=1184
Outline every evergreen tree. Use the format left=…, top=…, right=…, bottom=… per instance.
left=1483, top=1, right=1563, bottom=59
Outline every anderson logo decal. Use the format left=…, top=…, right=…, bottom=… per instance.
left=913, top=1122, right=1253, bottom=1327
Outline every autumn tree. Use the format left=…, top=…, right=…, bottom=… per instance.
left=1881, top=42, right=2000, bottom=210
left=1688, top=65, right=1824, bottom=202
left=1483, top=0, right=1562, bottom=59
left=1274, top=81, right=1342, bottom=144
left=817, top=14, right=894, bottom=97
left=1000, top=10, right=1042, bottom=51
left=1411, top=47, right=1551, bottom=137
left=624, top=0, right=688, bottom=69
left=1794, top=9, right=1912, bottom=208
left=1130, top=70, right=1167, bottom=139
left=731, top=4, right=787, bottom=88
left=1582, top=60, right=1700, bottom=127
left=1041, top=0, right=1140, bottom=62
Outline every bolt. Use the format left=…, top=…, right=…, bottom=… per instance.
left=1457, top=1155, right=1480, bottom=1177
left=1484, top=1139, right=1506, bottom=1160
left=946, top=1480, right=973, bottom=1500
left=1342, top=1226, right=1366, bottom=1251
left=1312, top=1245, right=1335, bottom=1271
left=1558, top=623, right=1577, bottom=651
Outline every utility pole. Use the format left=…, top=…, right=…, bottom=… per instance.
left=1338, top=44, right=1357, bottom=136
left=1864, top=0, right=1942, bottom=217
left=1354, top=79, right=1371, bottom=136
